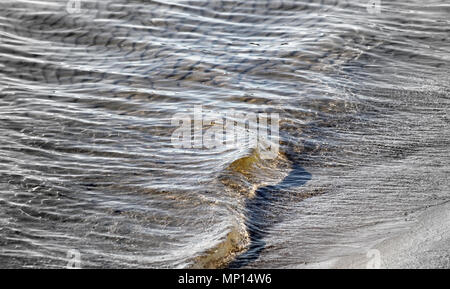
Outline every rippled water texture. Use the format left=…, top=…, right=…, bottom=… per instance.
left=0, top=0, right=449, bottom=268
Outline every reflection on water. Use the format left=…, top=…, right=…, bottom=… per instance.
left=0, top=0, right=449, bottom=268
left=229, top=159, right=311, bottom=268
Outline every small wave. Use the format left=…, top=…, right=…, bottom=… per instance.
left=190, top=223, right=249, bottom=269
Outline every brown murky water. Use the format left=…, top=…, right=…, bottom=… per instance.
left=0, top=0, right=449, bottom=268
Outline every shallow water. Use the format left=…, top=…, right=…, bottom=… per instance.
left=0, top=0, right=449, bottom=268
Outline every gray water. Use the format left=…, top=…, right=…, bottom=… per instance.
left=0, top=0, right=449, bottom=268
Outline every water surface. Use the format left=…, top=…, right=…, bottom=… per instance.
left=0, top=0, right=449, bottom=268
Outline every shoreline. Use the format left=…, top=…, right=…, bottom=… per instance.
left=321, top=201, right=450, bottom=269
